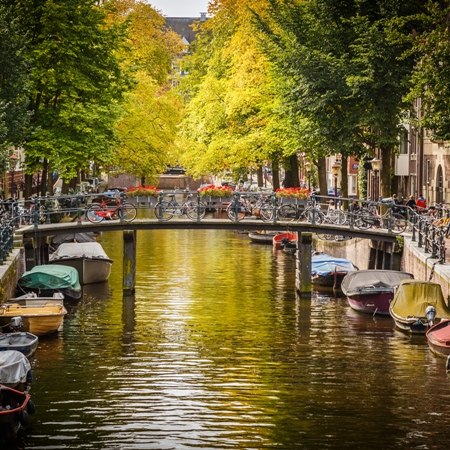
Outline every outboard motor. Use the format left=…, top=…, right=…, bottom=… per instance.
left=425, top=305, right=436, bottom=327
left=9, top=316, right=23, bottom=331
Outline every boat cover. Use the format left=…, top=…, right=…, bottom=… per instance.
left=18, top=264, right=81, bottom=291
left=0, top=350, right=31, bottom=385
left=312, top=253, right=357, bottom=276
left=390, top=280, right=450, bottom=317
left=52, top=232, right=97, bottom=245
left=341, top=270, right=414, bottom=296
left=50, top=242, right=111, bottom=261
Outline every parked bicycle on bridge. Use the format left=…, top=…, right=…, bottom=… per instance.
left=86, top=192, right=137, bottom=223
left=154, top=192, right=207, bottom=221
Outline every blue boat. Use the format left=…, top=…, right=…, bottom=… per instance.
left=0, top=332, right=39, bottom=359
left=311, top=253, right=358, bottom=290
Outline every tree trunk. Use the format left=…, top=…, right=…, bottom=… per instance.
left=380, top=146, right=392, bottom=199
left=256, top=166, right=263, bottom=187
left=283, top=154, right=300, bottom=187
left=317, top=156, right=328, bottom=196
left=24, top=173, right=33, bottom=199
left=272, top=159, right=280, bottom=190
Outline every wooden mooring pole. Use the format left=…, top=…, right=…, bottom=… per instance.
left=123, top=230, right=136, bottom=295
left=295, top=232, right=312, bottom=298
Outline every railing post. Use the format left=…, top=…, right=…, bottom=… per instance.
left=418, top=220, right=423, bottom=248
left=271, top=193, right=277, bottom=224
left=156, top=191, right=164, bottom=221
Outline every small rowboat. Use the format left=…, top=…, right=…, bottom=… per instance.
left=0, top=384, right=34, bottom=443
left=426, top=319, right=450, bottom=357
left=0, top=332, right=39, bottom=359
left=273, top=232, right=297, bottom=249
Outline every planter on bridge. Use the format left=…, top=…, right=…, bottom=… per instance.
left=275, top=187, right=309, bottom=207
left=203, top=196, right=232, bottom=212
left=127, top=195, right=157, bottom=208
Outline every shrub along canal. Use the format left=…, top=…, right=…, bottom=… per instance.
left=23, top=229, right=450, bottom=449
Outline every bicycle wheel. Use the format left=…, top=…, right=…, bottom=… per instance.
left=185, top=201, right=206, bottom=220
left=154, top=201, right=174, bottom=221
left=86, top=204, right=104, bottom=223
left=118, top=203, right=137, bottom=222
left=353, top=210, right=372, bottom=230
left=326, top=209, right=347, bottom=225
left=390, top=213, right=407, bottom=234
left=305, top=208, right=324, bottom=224
left=278, top=204, right=297, bottom=222
left=259, top=203, right=275, bottom=222
left=226, top=201, right=246, bottom=221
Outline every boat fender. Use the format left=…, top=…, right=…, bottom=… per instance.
left=27, top=398, right=36, bottom=415
left=19, top=409, right=30, bottom=427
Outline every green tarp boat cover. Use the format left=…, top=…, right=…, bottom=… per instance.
left=390, top=280, right=450, bottom=318
left=18, top=264, right=81, bottom=291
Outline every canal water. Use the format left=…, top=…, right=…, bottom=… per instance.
left=20, top=230, right=450, bottom=449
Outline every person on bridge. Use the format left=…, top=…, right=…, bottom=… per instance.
left=416, top=195, right=427, bottom=211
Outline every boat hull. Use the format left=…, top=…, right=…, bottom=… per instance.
left=346, top=292, right=393, bottom=316
left=312, top=272, right=347, bottom=289
left=273, top=232, right=297, bottom=250
left=49, top=257, right=112, bottom=284
left=0, top=333, right=39, bottom=359
left=426, top=320, right=450, bottom=357
left=0, top=303, right=67, bottom=336
left=0, top=385, right=32, bottom=443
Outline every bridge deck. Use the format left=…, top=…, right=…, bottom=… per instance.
left=17, top=218, right=398, bottom=243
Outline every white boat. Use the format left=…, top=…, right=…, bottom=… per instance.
left=49, top=242, right=113, bottom=284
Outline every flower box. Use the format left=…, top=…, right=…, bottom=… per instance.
left=198, top=185, right=234, bottom=199
left=128, top=196, right=157, bottom=207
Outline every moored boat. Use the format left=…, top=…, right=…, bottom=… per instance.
left=0, top=332, right=39, bottom=359
left=311, top=253, right=357, bottom=290
left=426, top=319, right=450, bottom=357
left=0, top=350, right=32, bottom=391
left=0, top=384, right=34, bottom=444
left=49, top=242, right=112, bottom=284
left=389, top=280, right=450, bottom=334
left=273, top=232, right=297, bottom=249
left=0, top=294, right=67, bottom=336
left=341, top=270, right=414, bottom=315
left=17, top=264, right=82, bottom=300
left=248, top=231, right=279, bottom=245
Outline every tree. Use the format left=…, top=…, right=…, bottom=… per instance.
left=0, top=1, right=29, bottom=174
left=21, top=0, right=129, bottom=195
left=178, top=0, right=293, bottom=188
left=108, top=0, right=185, bottom=182
left=403, top=1, right=450, bottom=141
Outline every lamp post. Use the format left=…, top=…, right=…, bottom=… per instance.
left=331, top=162, right=341, bottom=208
left=371, top=157, right=381, bottom=201
left=305, top=160, right=311, bottom=191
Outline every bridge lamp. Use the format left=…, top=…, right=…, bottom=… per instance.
left=331, top=162, right=341, bottom=207
left=371, top=157, right=381, bottom=201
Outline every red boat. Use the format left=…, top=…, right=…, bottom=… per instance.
left=341, top=270, right=414, bottom=316
left=273, top=232, right=297, bottom=250
left=426, top=319, right=450, bottom=357
left=0, top=384, right=33, bottom=443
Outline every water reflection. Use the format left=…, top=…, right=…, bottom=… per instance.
left=22, top=230, right=450, bottom=449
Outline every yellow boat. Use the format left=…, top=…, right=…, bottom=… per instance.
left=0, top=294, right=67, bottom=336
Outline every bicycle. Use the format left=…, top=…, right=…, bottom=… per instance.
left=86, top=193, right=137, bottom=223
left=353, top=201, right=406, bottom=234
left=259, top=196, right=297, bottom=222
left=154, top=192, right=206, bottom=221
left=226, top=193, right=266, bottom=221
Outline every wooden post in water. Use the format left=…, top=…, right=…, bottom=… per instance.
left=123, top=230, right=136, bottom=295
left=296, top=232, right=312, bottom=298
